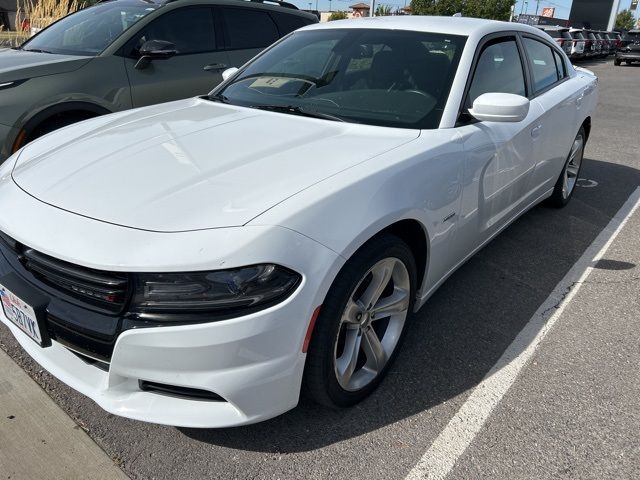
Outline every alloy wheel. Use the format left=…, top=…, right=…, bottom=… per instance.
left=333, top=257, right=411, bottom=392
left=562, top=134, right=584, bottom=200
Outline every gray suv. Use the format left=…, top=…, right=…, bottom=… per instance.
left=0, top=0, right=317, bottom=161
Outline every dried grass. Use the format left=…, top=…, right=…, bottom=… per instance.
left=6, top=0, right=84, bottom=47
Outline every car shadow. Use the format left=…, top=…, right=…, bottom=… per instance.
left=179, top=158, right=640, bottom=453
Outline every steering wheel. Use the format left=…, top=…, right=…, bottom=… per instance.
left=405, top=89, right=431, bottom=99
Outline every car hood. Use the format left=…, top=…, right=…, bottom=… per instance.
left=12, top=98, right=419, bottom=232
left=0, top=48, right=91, bottom=81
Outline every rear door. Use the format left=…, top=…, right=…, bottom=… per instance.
left=124, top=6, right=229, bottom=107
left=520, top=35, right=579, bottom=196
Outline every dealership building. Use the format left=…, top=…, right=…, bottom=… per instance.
left=569, top=0, right=627, bottom=30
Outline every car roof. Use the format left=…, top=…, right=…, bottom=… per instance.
left=299, top=15, right=546, bottom=38
left=104, top=0, right=314, bottom=17
left=537, top=25, right=569, bottom=31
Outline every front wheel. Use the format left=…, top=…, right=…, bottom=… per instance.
left=303, top=234, right=417, bottom=407
left=614, top=58, right=621, bottom=66
left=546, top=126, right=586, bottom=208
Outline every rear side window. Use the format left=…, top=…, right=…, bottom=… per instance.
left=552, top=49, right=566, bottom=80
left=271, top=12, right=315, bottom=35
left=222, top=8, right=279, bottom=49
left=467, top=38, right=526, bottom=107
left=136, top=7, right=215, bottom=55
left=523, top=37, right=559, bottom=94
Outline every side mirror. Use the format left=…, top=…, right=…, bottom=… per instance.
left=222, top=67, right=239, bottom=82
left=468, top=93, right=530, bottom=123
left=135, top=40, right=178, bottom=70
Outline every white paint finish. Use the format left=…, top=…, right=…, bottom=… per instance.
left=12, top=98, right=418, bottom=232
left=0, top=18, right=600, bottom=427
left=405, top=187, right=640, bottom=480
left=468, top=93, right=530, bottom=122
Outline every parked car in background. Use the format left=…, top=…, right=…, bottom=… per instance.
left=603, top=31, right=618, bottom=55
left=0, top=0, right=317, bottom=161
left=615, top=29, right=640, bottom=65
left=596, top=31, right=610, bottom=57
left=586, top=30, right=601, bottom=57
left=536, top=26, right=573, bottom=57
left=568, top=28, right=586, bottom=59
left=0, top=16, right=597, bottom=427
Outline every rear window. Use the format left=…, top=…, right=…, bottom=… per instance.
left=222, top=7, right=279, bottom=49
left=271, top=12, right=315, bottom=35
left=523, top=37, right=559, bottom=94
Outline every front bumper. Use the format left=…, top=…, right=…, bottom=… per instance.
left=0, top=180, right=344, bottom=427
left=1, top=288, right=313, bottom=427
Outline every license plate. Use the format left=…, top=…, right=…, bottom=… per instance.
left=0, top=283, right=43, bottom=346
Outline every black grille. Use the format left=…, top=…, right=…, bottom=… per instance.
left=20, top=248, right=129, bottom=312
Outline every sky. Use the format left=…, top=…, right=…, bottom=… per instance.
left=288, top=0, right=639, bottom=19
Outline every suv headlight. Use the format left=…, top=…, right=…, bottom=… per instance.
left=131, top=264, right=301, bottom=314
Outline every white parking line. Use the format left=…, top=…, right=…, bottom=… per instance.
left=406, top=187, right=640, bottom=480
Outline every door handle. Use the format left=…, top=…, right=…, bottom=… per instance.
left=531, top=124, right=543, bottom=139
left=203, top=63, right=227, bottom=72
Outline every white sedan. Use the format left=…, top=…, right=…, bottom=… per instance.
left=0, top=16, right=597, bottom=427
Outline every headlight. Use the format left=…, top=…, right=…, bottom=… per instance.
left=131, top=264, right=301, bottom=315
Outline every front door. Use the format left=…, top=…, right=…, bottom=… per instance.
left=124, top=6, right=229, bottom=107
left=454, top=36, right=545, bottom=258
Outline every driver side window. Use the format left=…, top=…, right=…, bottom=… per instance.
left=467, top=38, right=527, bottom=109
left=130, top=8, right=216, bottom=56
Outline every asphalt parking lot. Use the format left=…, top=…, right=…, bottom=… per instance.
left=1, top=59, right=639, bottom=480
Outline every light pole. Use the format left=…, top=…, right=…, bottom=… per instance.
left=519, top=0, right=526, bottom=16
left=308, top=2, right=312, bottom=9
left=535, top=0, right=540, bottom=15
left=607, top=0, right=622, bottom=31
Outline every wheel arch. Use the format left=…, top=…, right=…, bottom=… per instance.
left=335, top=216, right=431, bottom=295
left=13, top=101, right=112, bottom=152
left=377, top=219, right=429, bottom=293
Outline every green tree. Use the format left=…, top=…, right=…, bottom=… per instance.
left=410, top=0, right=514, bottom=21
left=375, top=5, right=393, bottom=16
left=615, top=9, right=635, bottom=31
left=328, top=11, right=348, bottom=21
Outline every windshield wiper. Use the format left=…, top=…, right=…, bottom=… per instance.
left=23, top=48, right=53, bottom=54
left=250, top=104, right=345, bottom=122
left=208, top=94, right=231, bottom=104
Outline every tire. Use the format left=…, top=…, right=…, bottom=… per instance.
left=303, top=233, right=417, bottom=408
left=614, top=58, right=621, bottom=66
left=546, top=126, right=586, bottom=208
left=625, top=60, right=632, bottom=65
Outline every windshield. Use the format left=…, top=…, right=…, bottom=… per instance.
left=212, top=29, right=466, bottom=130
left=21, top=1, right=158, bottom=56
